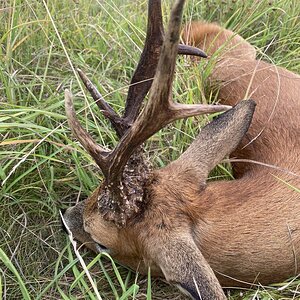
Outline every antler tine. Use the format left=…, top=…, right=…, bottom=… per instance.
left=65, top=90, right=110, bottom=176
left=77, top=69, right=128, bottom=137
left=177, top=44, right=207, bottom=58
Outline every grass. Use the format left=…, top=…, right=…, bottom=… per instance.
left=1, top=0, right=300, bottom=299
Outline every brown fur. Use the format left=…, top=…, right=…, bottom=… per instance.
left=63, top=22, right=300, bottom=299
left=181, top=21, right=300, bottom=285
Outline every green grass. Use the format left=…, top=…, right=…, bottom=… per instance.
left=1, top=0, right=300, bottom=299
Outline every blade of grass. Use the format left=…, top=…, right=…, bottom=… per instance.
left=0, top=248, right=31, bottom=300
left=60, top=211, right=103, bottom=300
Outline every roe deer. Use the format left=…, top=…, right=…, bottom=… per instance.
left=62, top=0, right=300, bottom=299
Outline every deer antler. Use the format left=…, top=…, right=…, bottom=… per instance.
left=65, top=0, right=230, bottom=226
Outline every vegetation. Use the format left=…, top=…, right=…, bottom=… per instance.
left=1, top=0, right=300, bottom=299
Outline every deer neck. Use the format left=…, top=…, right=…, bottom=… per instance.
left=193, top=174, right=300, bottom=286
left=209, top=58, right=300, bottom=176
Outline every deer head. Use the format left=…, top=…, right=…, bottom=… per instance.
left=63, top=1, right=255, bottom=299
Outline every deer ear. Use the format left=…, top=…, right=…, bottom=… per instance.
left=175, top=100, right=255, bottom=179
left=151, top=236, right=226, bottom=300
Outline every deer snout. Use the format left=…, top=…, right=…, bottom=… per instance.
left=61, top=202, right=99, bottom=253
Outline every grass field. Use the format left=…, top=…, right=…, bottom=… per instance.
left=1, top=0, right=300, bottom=299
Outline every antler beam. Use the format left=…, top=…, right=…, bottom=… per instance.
left=77, top=69, right=128, bottom=137
left=65, top=90, right=110, bottom=176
